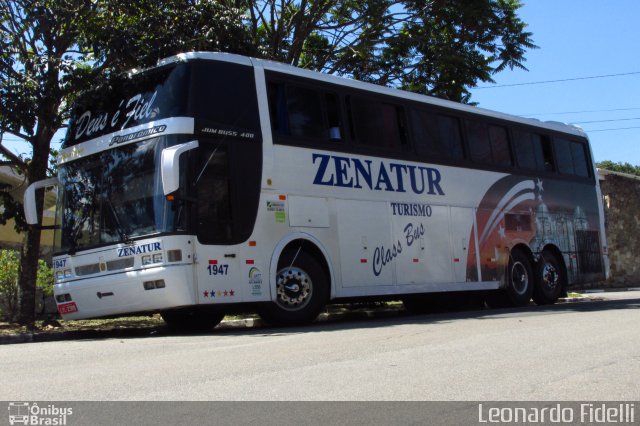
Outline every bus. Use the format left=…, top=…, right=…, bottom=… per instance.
left=24, top=52, right=609, bottom=330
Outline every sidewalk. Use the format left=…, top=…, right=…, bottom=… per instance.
left=2, top=288, right=639, bottom=345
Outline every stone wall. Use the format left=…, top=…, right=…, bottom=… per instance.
left=599, top=170, right=640, bottom=286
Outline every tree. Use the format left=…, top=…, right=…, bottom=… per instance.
left=597, top=161, right=640, bottom=177
left=240, top=0, right=536, bottom=101
left=0, top=0, right=251, bottom=324
left=0, top=0, right=90, bottom=325
left=1, top=0, right=535, bottom=324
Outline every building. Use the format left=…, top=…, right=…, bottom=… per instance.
left=598, top=169, right=640, bottom=286
left=0, top=166, right=55, bottom=257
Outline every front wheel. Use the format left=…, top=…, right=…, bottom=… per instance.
left=533, top=251, right=565, bottom=305
left=258, top=250, right=328, bottom=325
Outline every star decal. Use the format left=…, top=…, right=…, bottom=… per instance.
left=203, top=290, right=209, bottom=298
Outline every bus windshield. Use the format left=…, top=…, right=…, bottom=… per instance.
left=55, top=136, right=183, bottom=253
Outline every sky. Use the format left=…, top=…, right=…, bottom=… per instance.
left=3, top=1, right=639, bottom=167
left=469, top=0, right=640, bottom=166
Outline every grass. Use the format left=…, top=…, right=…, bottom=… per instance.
left=0, top=315, right=165, bottom=336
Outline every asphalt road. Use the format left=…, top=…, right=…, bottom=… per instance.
left=2, top=293, right=640, bottom=401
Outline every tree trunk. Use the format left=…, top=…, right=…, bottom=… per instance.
left=17, top=128, right=53, bottom=325
left=18, top=226, right=43, bottom=325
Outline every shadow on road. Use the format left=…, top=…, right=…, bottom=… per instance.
left=6, top=295, right=637, bottom=344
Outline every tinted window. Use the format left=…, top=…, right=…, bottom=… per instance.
left=537, top=134, right=555, bottom=172
left=437, top=115, right=465, bottom=160
left=190, top=61, right=260, bottom=136
left=513, top=130, right=538, bottom=170
left=65, top=64, right=190, bottom=147
left=65, top=60, right=262, bottom=148
left=555, top=137, right=591, bottom=177
left=466, top=120, right=492, bottom=164
left=513, top=130, right=552, bottom=172
left=194, top=138, right=262, bottom=244
left=268, top=81, right=343, bottom=142
left=349, top=96, right=405, bottom=150
left=554, top=138, right=575, bottom=175
left=287, top=86, right=325, bottom=138
left=488, top=125, right=512, bottom=166
left=410, top=109, right=466, bottom=161
left=571, top=142, right=590, bottom=177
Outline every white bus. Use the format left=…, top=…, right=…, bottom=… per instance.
left=25, top=52, right=608, bottom=330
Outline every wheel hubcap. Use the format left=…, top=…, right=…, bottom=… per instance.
left=276, top=266, right=312, bottom=311
left=542, top=262, right=559, bottom=291
left=511, top=261, right=529, bottom=296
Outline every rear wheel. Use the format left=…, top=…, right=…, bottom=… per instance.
left=161, top=307, right=225, bottom=332
left=533, top=250, right=565, bottom=305
left=505, top=249, right=534, bottom=307
left=259, top=250, right=329, bottom=325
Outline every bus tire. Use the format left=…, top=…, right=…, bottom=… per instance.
left=533, top=250, right=565, bottom=305
left=259, top=250, right=328, bottom=325
left=161, top=307, right=225, bottom=332
left=505, top=249, right=534, bottom=307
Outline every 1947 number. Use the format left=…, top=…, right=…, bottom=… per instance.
left=207, top=264, right=229, bottom=276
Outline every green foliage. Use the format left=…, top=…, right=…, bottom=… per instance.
left=0, top=249, right=53, bottom=321
left=597, top=161, right=640, bottom=177
left=238, top=0, right=536, bottom=102
left=0, top=250, right=20, bottom=321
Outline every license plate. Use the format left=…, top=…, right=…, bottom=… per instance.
left=58, top=302, right=78, bottom=315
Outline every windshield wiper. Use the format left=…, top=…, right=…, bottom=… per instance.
left=104, top=194, right=132, bottom=244
left=193, top=142, right=221, bottom=186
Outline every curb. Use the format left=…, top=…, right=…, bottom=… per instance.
left=1, top=289, right=638, bottom=345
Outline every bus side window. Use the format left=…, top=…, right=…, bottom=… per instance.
left=285, top=85, right=325, bottom=139
left=437, top=114, right=465, bottom=161
left=326, top=93, right=342, bottom=141
left=514, top=130, right=551, bottom=172
left=348, top=96, right=405, bottom=151
left=555, top=137, right=591, bottom=177
left=268, top=82, right=289, bottom=135
left=571, top=141, right=590, bottom=177
left=411, top=109, right=466, bottom=161
left=554, top=137, right=575, bottom=175
left=466, top=119, right=492, bottom=165
left=410, top=108, right=440, bottom=158
left=488, top=124, right=513, bottom=167
left=536, top=134, right=555, bottom=172
left=268, top=81, right=342, bottom=142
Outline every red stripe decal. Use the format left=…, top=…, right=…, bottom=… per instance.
left=246, top=260, right=255, bottom=265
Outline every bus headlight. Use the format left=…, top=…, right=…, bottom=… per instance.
left=56, top=269, right=72, bottom=282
